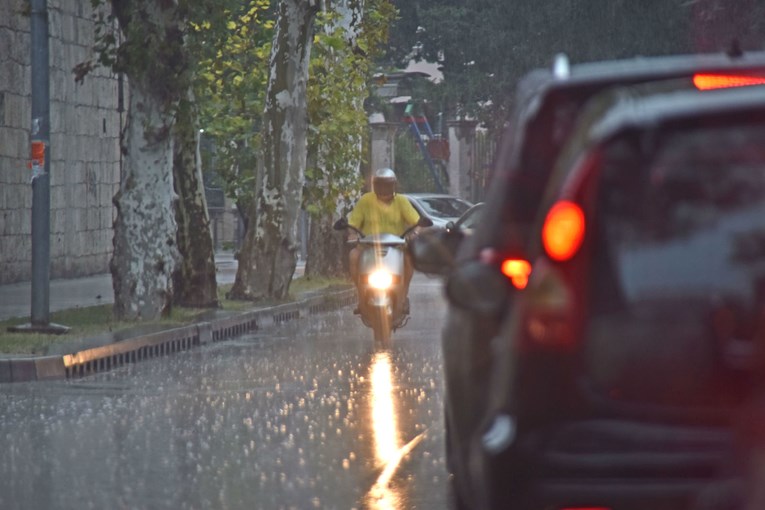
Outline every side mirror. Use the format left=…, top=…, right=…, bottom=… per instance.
left=408, top=228, right=464, bottom=276
left=445, top=260, right=511, bottom=315
left=333, top=218, right=349, bottom=231
left=418, top=216, right=434, bottom=228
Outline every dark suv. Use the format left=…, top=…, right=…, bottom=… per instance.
left=472, top=84, right=765, bottom=510
left=409, top=50, right=765, bottom=510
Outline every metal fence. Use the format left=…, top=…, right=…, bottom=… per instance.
left=470, top=129, right=496, bottom=203
left=207, top=207, right=243, bottom=251
left=395, top=129, right=447, bottom=194
left=393, top=125, right=496, bottom=203
left=205, top=198, right=309, bottom=262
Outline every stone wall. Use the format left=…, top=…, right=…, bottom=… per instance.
left=447, top=119, right=478, bottom=201
left=0, top=0, right=121, bottom=284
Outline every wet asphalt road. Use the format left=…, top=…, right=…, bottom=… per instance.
left=0, top=275, right=453, bottom=510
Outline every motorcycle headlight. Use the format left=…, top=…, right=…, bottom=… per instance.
left=368, top=270, right=394, bottom=290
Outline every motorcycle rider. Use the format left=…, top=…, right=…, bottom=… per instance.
left=347, top=168, right=422, bottom=314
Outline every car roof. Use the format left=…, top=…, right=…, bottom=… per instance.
left=490, top=50, right=765, bottom=203
left=515, top=50, right=765, bottom=122
left=585, top=84, right=765, bottom=147
left=565, top=51, right=765, bottom=83
left=471, top=51, right=765, bottom=256
left=539, top=83, right=765, bottom=210
left=505, top=51, right=765, bottom=159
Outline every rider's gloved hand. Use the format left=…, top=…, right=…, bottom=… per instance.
left=404, top=226, right=421, bottom=242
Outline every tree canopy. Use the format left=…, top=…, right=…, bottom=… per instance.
left=305, top=1, right=397, bottom=218
left=192, top=0, right=275, bottom=210
left=384, top=0, right=765, bottom=131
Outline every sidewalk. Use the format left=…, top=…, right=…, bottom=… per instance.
left=0, top=252, right=305, bottom=322
left=0, top=253, right=346, bottom=383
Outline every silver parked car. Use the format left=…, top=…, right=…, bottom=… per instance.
left=404, top=193, right=473, bottom=229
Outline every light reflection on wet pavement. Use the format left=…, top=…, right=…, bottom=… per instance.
left=0, top=276, right=452, bottom=510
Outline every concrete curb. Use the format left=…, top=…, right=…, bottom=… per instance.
left=0, top=288, right=355, bottom=383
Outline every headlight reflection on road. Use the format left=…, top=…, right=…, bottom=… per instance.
left=367, top=351, right=403, bottom=509
left=371, top=351, right=401, bottom=465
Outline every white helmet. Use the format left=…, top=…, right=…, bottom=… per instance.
left=372, top=168, right=397, bottom=197
left=374, top=167, right=397, bottom=181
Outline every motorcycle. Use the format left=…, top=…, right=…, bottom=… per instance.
left=334, top=217, right=432, bottom=345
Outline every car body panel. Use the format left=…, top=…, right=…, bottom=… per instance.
left=407, top=50, right=765, bottom=510
left=474, top=83, right=765, bottom=510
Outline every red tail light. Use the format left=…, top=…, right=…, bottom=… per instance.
left=693, top=73, right=765, bottom=90
left=542, top=201, right=585, bottom=262
left=500, top=258, right=532, bottom=289
left=478, top=249, right=532, bottom=290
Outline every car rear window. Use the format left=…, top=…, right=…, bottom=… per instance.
left=491, top=87, right=631, bottom=251
left=585, top=123, right=765, bottom=410
left=490, top=78, right=700, bottom=253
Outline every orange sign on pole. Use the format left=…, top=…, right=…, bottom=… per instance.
left=31, top=140, right=45, bottom=166
left=29, top=140, right=46, bottom=175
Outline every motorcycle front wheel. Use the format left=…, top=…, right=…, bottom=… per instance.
left=371, top=307, right=392, bottom=346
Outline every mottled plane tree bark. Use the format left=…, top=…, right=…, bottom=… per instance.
left=172, top=93, right=218, bottom=308
left=77, top=0, right=225, bottom=319
left=230, top=0, right=321, bottom=300
left=108, top=0, right=186, bottom=320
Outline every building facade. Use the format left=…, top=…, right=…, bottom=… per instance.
left=0, top=0, right=122, bottom=284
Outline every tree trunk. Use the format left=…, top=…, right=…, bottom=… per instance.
left=230, top=0, right=319, bottom=301
left=172, top=95, right=218, bottom=308
left=111, top=81, right=179, bottom=320
left=305, top=212, right=348, bottom=278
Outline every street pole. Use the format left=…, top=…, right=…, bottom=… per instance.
left=10, top=0, right=68, bottom=334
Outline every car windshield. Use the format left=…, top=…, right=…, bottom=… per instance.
left=416, top=197, right=471, bottom=219
left=585, top=122, right=765, bottom=409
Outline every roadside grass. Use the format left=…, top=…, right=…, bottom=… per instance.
left=0, top=275, right=350, bottom=355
